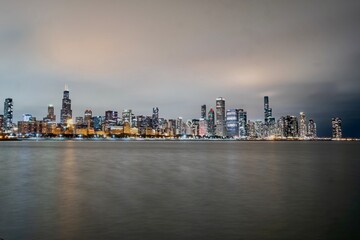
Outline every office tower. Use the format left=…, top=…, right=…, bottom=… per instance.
left=3, top=98, right=13, bottom=131
left=332, top=117, right=342, bottom=138
left=93, top=116, right=103, bottom=131
left=308, top=119, right=317, bottom=138
left=285, top=115, right=299, bottom=137
left=152, top=107, right=159, bottom=129
left=60, top=86, right=72, bottom=124
left=226, top=109, right=239, bottom=137
left=176, top=117, right=183, bottom=135
left=122, top=109, right=132, bottom=124
left=276, top=116, right=287, bottom=137
left=45, top=105, right=56, bottom=122
left=199, top=118, right=207, bottom=137
left=299, top=112, right=307, bottom=138
left=238, top=109, right=247, bottom=137
left=254, top=120, right=265, bottom=138
left=191, top=119, right=200, bottom=136
left=201, top=105, right=206, bottom=119
left=264, top=96, right=273, bottom=124
left=215, top=97, right=226, bottom=137
left=0, top=115, right=4, bottom=133
left=207, top=108, right=215, bottom=137
left=105, top=110, right=118, bottom=127
left=84, top=109, right=92, bottom=123
left=23, top=114, right=32, bottom=122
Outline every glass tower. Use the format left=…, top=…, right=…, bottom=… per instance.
left=60, top=86, right=72, bottom=124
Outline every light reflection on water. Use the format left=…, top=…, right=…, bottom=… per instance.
left=0, top=141, right=360, bottom=240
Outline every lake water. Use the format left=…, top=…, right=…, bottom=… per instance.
left=0, top=141, right=360, bottom=240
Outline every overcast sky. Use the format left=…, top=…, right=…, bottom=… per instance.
left=1, top=0, right=359, bottom=137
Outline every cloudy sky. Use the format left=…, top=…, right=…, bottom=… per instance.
left=0, top=0, right=359, bottom=137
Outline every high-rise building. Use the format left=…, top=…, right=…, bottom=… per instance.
left=238, top=109, right=247, bottom=137
left=44, top=104, right=56, bottom=122
left=198, top=118, right=207, bottom=137
left=60, top=86, right=72, bottom=124
left=4, top=98, right=13, bottom=131
left=152, top=107, right=159, bottom=129
left=308, top=119, right=317, bottom=138
left=93, top=116, right=103, bottom=131
left=122, top=109, right=132, bottom=124
left=0, top=114, right=4, bottom=133
left=264, top=96, right=273, bottom=124
left=84, top=109, right=92, bottom=123
left=201, top=105, right=206, bottom=119
left=285, top=115, right=298, bottom=137
left=332, top=117, right=342, bottom=138
left=207, top=108, right=215, bottom=137
left=215, top=97, right=226, bottom=137
left=105, top=110, right=118, bottom=127
left=299, top=112, right=307, bottom=138
left=226, top=109, right=239, bottom=137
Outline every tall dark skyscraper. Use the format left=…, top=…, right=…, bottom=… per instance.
left=215, top=97, right=226, bottom=137
left=201, top=104, right=206, bottom=119
left=207, top=108, right=215, bottom=136
left=264, top=96, right=272, bottom=124
left=3, top=98, right=13, bottom=131
left=84, top=109, right=92, bottom=123
left=60, top=86, right=72, bottom=124
left=238, top=109, right=247, bottom=137
left=152, top=107, right=159, bottom=129
left=0, top=114, right=4, bottom=133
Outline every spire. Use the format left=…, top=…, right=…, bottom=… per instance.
left=65, top=84, right=69, bottom=91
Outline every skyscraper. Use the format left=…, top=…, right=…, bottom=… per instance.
left=60, top=86, right=72, bottom=124
left=152, top=107, right=159, bottom=129
left=238, top=109, right=247, bottom=137
left=84, top=109, right=92, bottom=123
left=332, top=117, right=342, bottom=138
left=226, top=109, right=239, bottom=137
left=299, top=112, right=307, bottom=138
left=3, top=98, right=13, bottom=131
left=215, top=97, right=226, bottom=137
left=201, top=105, right=206, bottom=119
left=207, top=108, right=215, bottom=137
left=44, top=104, right=56, bottom=122
left=105, top=110, right=118, bottom=127
left=0, top=114, right=4, bottom=133
left=264, top=96, right=272, bottom=124
left=308, top=119, right=317, bottom=138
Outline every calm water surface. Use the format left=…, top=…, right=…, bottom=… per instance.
left=0, top=141, right=360, bottom=240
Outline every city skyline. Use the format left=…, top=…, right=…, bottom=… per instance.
left=0, top=87, right=350, bottom=138
left=0, top=1, right=360, bottom=137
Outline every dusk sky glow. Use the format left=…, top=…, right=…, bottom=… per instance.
left=1, top=0, right=360, bottom=137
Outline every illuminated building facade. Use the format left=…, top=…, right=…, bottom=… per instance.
left=207, top=108, right=215, bottom=136
left=201, top=105, right=206, bottom=119
left=60, top=86, right=72, bottom=124
left=0, top=115, right=3, bottom=133
left=238, top=109, right=247, bottom=137
left=299, top=112, right=307, bottom=138
left=264, top=96, right=272, bottom=125
left=4, top=98, right=13, bottom=131
left=308, top=119, right=317, bottom=138
left=332, top=117, right=342, bottom=138
left=44, top=105, right=56, bottom=122
left=105, top=111, right=118, bottom=128
left=215, top=97, right=226, bottom=137
left=152, top=107, right=159, bottom=129
left=226, top=109, right=239, bottom=137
